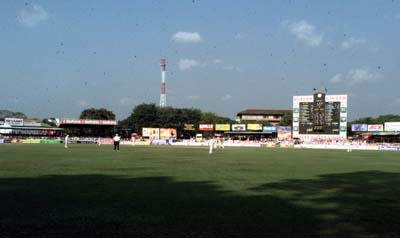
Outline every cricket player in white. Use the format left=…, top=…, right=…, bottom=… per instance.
left=113, top=133, right=121, bottom=151
left=216, top=137, right=224, bottom=149
left=347, top=141, right=352, bottom=152
left=209, top=137, right=214, bottom=154
left=131, top=136, right=136, bottom=146
left=64, top=134, right=69, bottom=149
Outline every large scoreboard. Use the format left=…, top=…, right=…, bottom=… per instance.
left=293, top=93, right=347, bottom=140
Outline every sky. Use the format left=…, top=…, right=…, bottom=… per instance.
left=0, top=0, right=399, bottom=120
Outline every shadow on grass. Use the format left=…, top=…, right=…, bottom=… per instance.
left=251, top=171, right=400, bottom=238
left=0, top=171, right=399, bottom=238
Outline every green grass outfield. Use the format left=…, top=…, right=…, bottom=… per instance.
left=1, top=144, right=400, bottom=238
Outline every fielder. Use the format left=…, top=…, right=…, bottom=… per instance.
left=64, top=134, right=69, bottom=149
left=216, top=137, right=225, bottom=149
left=209, top=137, right=214, bottom=154
left=347, top=141, right=352, bottom=152
left=113, top=133, right=121, bottom=151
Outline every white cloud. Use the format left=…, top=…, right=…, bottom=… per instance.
left=213, top=59, right=223, bottom=64
left=330, top=74, right=343, bottom=83
left=78, top=100, right=89, bottom=107
left=235, top=32, right=246, bottom=40
left=188, top=95, right=199, bottom=100
left=178, top=59, right=200, bottom=71
left=330, top=67, right=381, bottom=84
left=288, top=20, right=323, bottom=47
left=222, top=66, right=234, bottom=71
left=348, top=92, right=358, bottom=99
left=172, top=32, right=203, bottom=43
left=341, top=37, right=366, bottom=49
left=18, top=4, right=49, bottom=28
left=221, top=94, right=232, bottom=101
left=119, top=97, right=134, bottom=106
left=384, top=13, right=400, bottom=21
left=222, top=65, right=243, bottom=72
left=394, top=98, right=400, bottom=105
left=347, top=67, right=380, bottom=84
left=368, top=47, right=380, bottom=53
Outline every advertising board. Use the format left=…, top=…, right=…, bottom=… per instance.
left=232, top=124, right=246, bottom=131
left=352, top=124, right=368, bottom=132
left=183, top=124, right=195, bottom=131
left=196, top=134, right=203, bottom=141
left=215, top=124, right=230, bottom=131
left=277, top=126, right=292, bottom=140
left=5, top=118, right=24, bottom=126
left=368, top=124, right=384, bottom=132
left=199, top=124, right=213, bottom=131
left=247, top=124, right=263, bottom=131
left=134, top=140, right=151, bottom=146
left=142, top=128, right=160, bottom=139
left=21, top=139, right=41, bottom=144
left=384, top=122, right=400, bottom=131
left=40, top=139, right=62, bottom=144
left=278, top=126, right=291, bottom=133
left=59, top=119, right=117, bottom=126
left=160, top=128, right=177, bottom=139
left=263, top=126, right=277, bottom=133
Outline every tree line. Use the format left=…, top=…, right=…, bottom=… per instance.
left=350, top=114, right=400, bottom=125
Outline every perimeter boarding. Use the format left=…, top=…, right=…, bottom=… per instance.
left=1, top=136, right=399, bottom=152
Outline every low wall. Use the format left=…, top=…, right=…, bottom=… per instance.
left=171, top=141, right=261, bottom=147
left=41, top=139, right=62, bottom=144
left=19, top=139, right=62, bottom=144
left=171, top=141, right=214, bottom=147
left=134, top=140, right=151, bottom=146
left=294, top=144, right=384, bottom=151
left=20, top=139, right=41, bottom=144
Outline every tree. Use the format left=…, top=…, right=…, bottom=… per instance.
left=78, top=108, right=116, bottom=137
left=0, top=110, right=27, bottom=120
left=118, top=103, right=159, bottom=133
left=118, top=104, right=234, bottom=137
left=375, top=114, right=400, bottom=124
left=280, top=112, right=293, bottom=126
left=175, top=108, right=203, bottom=138
left=122, top=104, right=204, bottom=133
left=42, top=118, right=57, bottom=127
left=200, top=112, right=234, bottom=124
left=351, top=116, right=376, bottom=125
left=79, top=108, right=116, bottom=120
left=350, top=114, right=400, bottom=125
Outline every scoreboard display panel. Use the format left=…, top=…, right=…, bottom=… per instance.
left=293, top=94, right=347, bottom=139
left=298, top=101, right=340, bottom=134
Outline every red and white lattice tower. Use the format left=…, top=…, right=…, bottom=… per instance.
left=159, top=58, right=167, bottom=107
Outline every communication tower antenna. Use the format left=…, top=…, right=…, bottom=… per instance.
left=160, top=59, right=167, bottom=107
